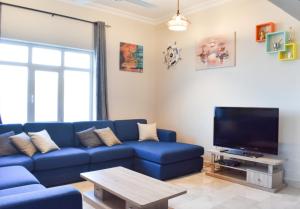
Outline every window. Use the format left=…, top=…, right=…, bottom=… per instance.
left=32, top=47, right=62, bottom=66
left=0, top=43, right=28, bottom=63
left=0, top=40, right=93, bottom=123
left=64, top=71, right=91, bottom=122
left=34, top=71, right=59, bottom=122
left=0, top=65, right=28, bottom=124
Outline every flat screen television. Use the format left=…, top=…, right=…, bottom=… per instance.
left=213, top=107, right=279, bottom=155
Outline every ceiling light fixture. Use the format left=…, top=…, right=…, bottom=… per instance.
left=167, top=0, right=190, bottom=31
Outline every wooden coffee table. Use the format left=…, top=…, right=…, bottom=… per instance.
left=80, top=167, right=187, bottom=209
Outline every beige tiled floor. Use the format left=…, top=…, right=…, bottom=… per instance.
left=72, top=172, right=300, bottom=209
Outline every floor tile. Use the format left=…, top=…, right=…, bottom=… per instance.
left=71, top=172, right=300, bottom=209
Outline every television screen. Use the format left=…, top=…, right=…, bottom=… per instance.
left=213, top=107, right=279, bottom=155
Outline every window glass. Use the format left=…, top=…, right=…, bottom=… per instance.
left=64, top=71, right=90, bottom=122
left=0, top=43, right=28, bottom=63
left=32, top=47, right=61, bottom=66
left=0, top=65, right=28, bottom=123
left=64, top=51, right=91, bottom=69
left=0, top=41, right=93, bottom=123
left=34, top=71, right=59, bottom=122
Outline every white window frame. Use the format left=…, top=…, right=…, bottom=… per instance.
left=0, top=39, right=94, bottom=122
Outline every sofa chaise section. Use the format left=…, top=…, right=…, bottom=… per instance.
left=0, top=166, right=39, bottom=190
left=124, top=141, right=203, bottom=180
left=0, top=166, right=82, bottom=209
left=114, top=119, right=204, bottom=180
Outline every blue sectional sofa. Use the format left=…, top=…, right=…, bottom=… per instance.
left=0, top=119, right=204, bottom=187
left=0, top=166, right=82, bottom=209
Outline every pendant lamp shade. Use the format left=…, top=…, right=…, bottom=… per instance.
left=167, top=0, right=190, bottom=31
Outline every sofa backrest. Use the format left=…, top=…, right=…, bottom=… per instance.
left=114, top=119, right=147, bottom=142
left=0, top=119, right=148, bottom=146
left=0, top=124, right=23, bottom=135
left=23, top=123, right=74, bottom=147
left=73, top=120, right=116, bottom=146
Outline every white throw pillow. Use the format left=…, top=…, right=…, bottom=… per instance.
left=94, top=127, right=122, bottom=147
left=138, top=123, right=159, bottom=141
left=28, top=130, right=60, bottom=153
left=10, top=132, right=37, bottom=157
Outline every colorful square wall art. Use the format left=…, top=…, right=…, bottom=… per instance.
left=196, top=32, right=236, bottom=70
left=120, top=42, right=144, bottom=73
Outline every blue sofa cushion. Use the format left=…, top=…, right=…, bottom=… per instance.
left=32, top=148, right=90, bottom=171
left=83, top=145, right=134, bottom=163
left=0, top=124, right=23, bottom=135
left=125, top=141, right=204, bottom=164
left=0, top=185, right=82, bottom=209
left=114, top=119, right=147, bottom=141
left=0, top=155, right=34, bottom=171
left=73, top=121, right=116, bottom=146
left=23, top=123, right=74, bottom=147
left=0, top=166, right=40, bottom=190
left=0, top=184, right=45, bottom=197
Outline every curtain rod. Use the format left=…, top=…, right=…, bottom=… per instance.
left=0, top=2, right=111, bottom=28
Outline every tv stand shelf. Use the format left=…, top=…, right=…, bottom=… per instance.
left=206, top=149, right=286, bottom=193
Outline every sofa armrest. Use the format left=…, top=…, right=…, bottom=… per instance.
left=157, top=129, right=177, bottom=142
left=0, top=185, right=82, bottom=209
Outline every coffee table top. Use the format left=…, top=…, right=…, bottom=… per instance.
left=81, top=167, right=187, bottom=207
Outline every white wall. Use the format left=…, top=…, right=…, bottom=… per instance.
left=155, top=0, right=300, bottom=184
left=0, top=0, right=158, bottom=122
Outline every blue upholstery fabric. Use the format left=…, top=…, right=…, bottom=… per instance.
left=23, top=123, right=74, bottom=147
left=0, top=166, right=39, bottom=190
left=0, top=119, right=204, bottom=190
left=32, top=148, right=90, bottom=171
left=134, top=157, right=203, bottom=180
left=83, top=145, right=133, bottom=163
left=125, top=141, right=204, bottom=165
left=0, top=184, right=45, bottom=197
left=90, top=158, right=133, bottom=171
left=33, top=165, right=89, bottom=187
left=73, top=121, right=116, bottom=146
left=114, top=119, right=147, bottom=141
left=0, top=155, right=33, bottom=171
left=0, top=185, right=82, bottom=209
left=0, top=124, right=23, bottom=135
left=157, top=129, right=177, bottom=142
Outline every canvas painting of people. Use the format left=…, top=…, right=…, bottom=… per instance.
left=196, top=33, right=236, bottom=70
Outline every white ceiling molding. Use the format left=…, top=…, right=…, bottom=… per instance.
left=57, top=0, right=232, bottom=25
left=58, top=0, right=156, bottom=24
left=154, top=0, right=233, bottom=25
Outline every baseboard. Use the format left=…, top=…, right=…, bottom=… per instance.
left=285, top=178, right=300, bottom=189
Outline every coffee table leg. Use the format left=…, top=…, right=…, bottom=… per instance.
left=149, top=200, right=168, bottom=209
left=94, top=185, right=113, bottom=201
left=125, top=202, right=140, bottom=209
left=126, top=200, right=168, bottom=209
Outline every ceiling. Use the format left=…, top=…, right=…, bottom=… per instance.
left=59, top=0, right=232, bottom=24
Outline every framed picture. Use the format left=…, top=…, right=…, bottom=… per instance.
left=119, top=42, right=144, bottom=73
left=196, top=32, right=236, bottom=70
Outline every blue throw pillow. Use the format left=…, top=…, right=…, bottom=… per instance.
left=0, top=131, right=19, bottom=156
